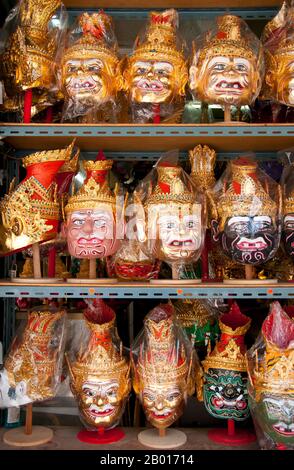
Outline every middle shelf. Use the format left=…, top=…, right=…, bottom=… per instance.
left=1, top=123, right=293, bottom=152
left=1, top=280, right=293, bottom=299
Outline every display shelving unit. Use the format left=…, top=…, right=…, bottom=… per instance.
left=0, top=0, right=293, bottom=449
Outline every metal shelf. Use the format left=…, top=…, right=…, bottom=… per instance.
left=0, top=280, right=293, bottom=299
left=1, top=123, right=293, bottom=153
left=63, top=1, right=281, bottom=10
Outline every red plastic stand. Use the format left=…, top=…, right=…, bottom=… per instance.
left=201, top=231, right=209, bottom=282
left=24, top=89, right=33, bottom=123
left=48, top=246, right=56, bottom=278
left=77, top=427, right=125, bottom=445
left=208, top=419, right=256, bottom=446
left=276, top=443, right=287, bottom=450
left=45, top=107, right=53, bottom=123
left=153, top=104, right=160, bottom=124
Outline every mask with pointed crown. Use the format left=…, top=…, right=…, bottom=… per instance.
left=0, top=0, right=64, bottom=96
left=138, top=161, right=205, bottom=264
left=189, top=14, right=264, bottom=106
left=246, top=301, right=294, bottom=448
left=197, top=302, right=251, bottom=421
left=261, top=1, right=294, bottom=106
left=211, top=157, right=281, bottom=266
left=0, top=306, right=66, bottom=408
left=124, top=9, right=188, bottom=106
left=0, top=141, right=76, bottom=256
left=174, top=299, right=220, bottom=348
left=61, top=11, right=123, bottom=120
left=66, top=299, right=130, bottom=430
left=131, top=303, right=194, bottom=430
left=62, top=152, right=121, bottom=259
left=282, top=158, right=294, bottom=259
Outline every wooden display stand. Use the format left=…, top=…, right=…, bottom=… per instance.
left=150, top=264, right=201, bottom=285
left=138, top=427, right=187, bottom=449
left=224, top=264, right=278, bottom=285
left=4, top=245, right=53, bottom=447
left=67, top=258, right=118, bottom=284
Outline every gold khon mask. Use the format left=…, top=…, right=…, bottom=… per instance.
left=132, top=303, right=194, bottom=430
left=189, top=15, right=264, bottom=106
left=66, top=300, right=130, bottom=430
left=1, top=0, right=62, bottom=95
left=61, top=12, right=123, bottom=118
left=261, top=2, right=294, bottom=106
left=124, top=9, right=188, bottom=105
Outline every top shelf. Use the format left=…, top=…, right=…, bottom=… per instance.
left=63, top=1, right=281, bottom=8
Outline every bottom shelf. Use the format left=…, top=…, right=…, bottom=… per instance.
left=0, top=425, right=259, bottom=450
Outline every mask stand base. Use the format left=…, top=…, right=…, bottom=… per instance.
left=67, top=258, right=118, bottom=284
left=11, top=244, right=62, bottom=283
left=224, top=265, right=278, bottom=284
left=208, top=419, right=256, bottom=446
left=138, top=427, right=187, bottom=449
left=150, top=263, right=201, bottom=285
left=77, top=427, right=125, bottom=444
left=4, top=249, right=54, bottom=446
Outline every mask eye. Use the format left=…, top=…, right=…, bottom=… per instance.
left=137, top=67, right=147, bottom=74
left=187, top=221, right=196, bottom=229
left=214, top=63, right=226, bottom=71
left=88, top=65, right=100, bottom=72
left=236, top=64, right=247, bottom=72
left=73, top=219, right=84, bottom=226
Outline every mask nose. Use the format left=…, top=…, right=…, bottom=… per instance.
left=82, top=218, right=94, bottom=234
left=223, top=384, right=238, bottom=400
left=155, top=396, right=164, bottom=411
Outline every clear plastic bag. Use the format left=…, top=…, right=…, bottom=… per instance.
left=131, top=303, right=196, bottom=430
left=0, top=0, right=68, bottom=117
left=59, top=11, right=123, bottom=123
left=280, top=147, right=294, bottom=259
left=198, top=302, right=251, bottom=421
left=134, top=150, right=206, bottom=279
left=124, top=9, right=188, bottom=123
left=189, top=14, right=264, bottom=108
left=261, top=1, right=294, bottom=107
left=0, top=305, right=67, bottom=408
left=210, top=155, right=282, bottom=265
left=66, top=299, right=131, bottom=431
left=246, top=301, right=294, bottom=450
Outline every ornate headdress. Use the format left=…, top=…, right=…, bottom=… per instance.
left=247, top=302, right=294, bottom=401
left=174, top=299, right=216, bottom=329
left=133, top=304, right=192, bottom=390
left=189, top=145, right=216, bottom=193
left=4, top=308, right=66, bottom=401
left=145, top=163, right=196, bottom=207
left=0, top=141, right=76, bottom=255
left=202, top=302, right=251, bottom=373
left=62, top=11, right=119, bottom=68
left=196, top=15, right=259, bottom=65
left=1, top=0, right=62, bottom=93
left=64, top=153, right=117, bottom=216
left=216, top=157, right=278, bottom=230
left=66, top=300, right=130, bottom=391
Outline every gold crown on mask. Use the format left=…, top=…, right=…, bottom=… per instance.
left=64, top=159, right=118, bottom=215
left=216, top=159, right=278, bottom=230
left=129, top=9, right=186, bottom=71
left=174, top=299, right=216, bottom=329
left=135, top=316, right=190, bottom=387
left=146, top=165, right=196, bottom=207
left=5, top=308, right=66, bottom=401
left=202, top=306, right=251, bottom=373
left=1, top=0, right=61, bottom=90
left=66, top=315, right=130, bottom=391
left=0, top=142, right=75, bottom=252
left=62, top=12, right=119, bottom=66
left=189, top=145, right=216, bottom=192
left=262, top=1, right=294, bottom=59
left=196, top=15, right=259, bottom=64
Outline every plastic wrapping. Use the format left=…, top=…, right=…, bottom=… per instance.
left=62, top=152, right=123, bottom=262
left=0, top=141, right=76, bottom=257
left=246, top=301, right=294, bottom=450
left=261, top=1, right=294, bottom=107
left=59, top=11, right=123, bottom=123
left=211, top=155, right=282, bottom=266
left=189, top=15, right=264, bottom=108
left=134, top=151, right=206, bottom=279
left=173, top=299, right=220, bottom=350
left=113, top=193, right=161, bottom=281
left=131, top=303, right=196, bottom=430
left=280, top=147, right=294, bottom=259
left=0, top=305, right=67, bottom=408
left=197, top=302, right=251, bottom=421
left=66, top=299, right=130, bottom=431
left=124, top=9, right=188, bottom=123
left=0, top=0, right=68, bottom=116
